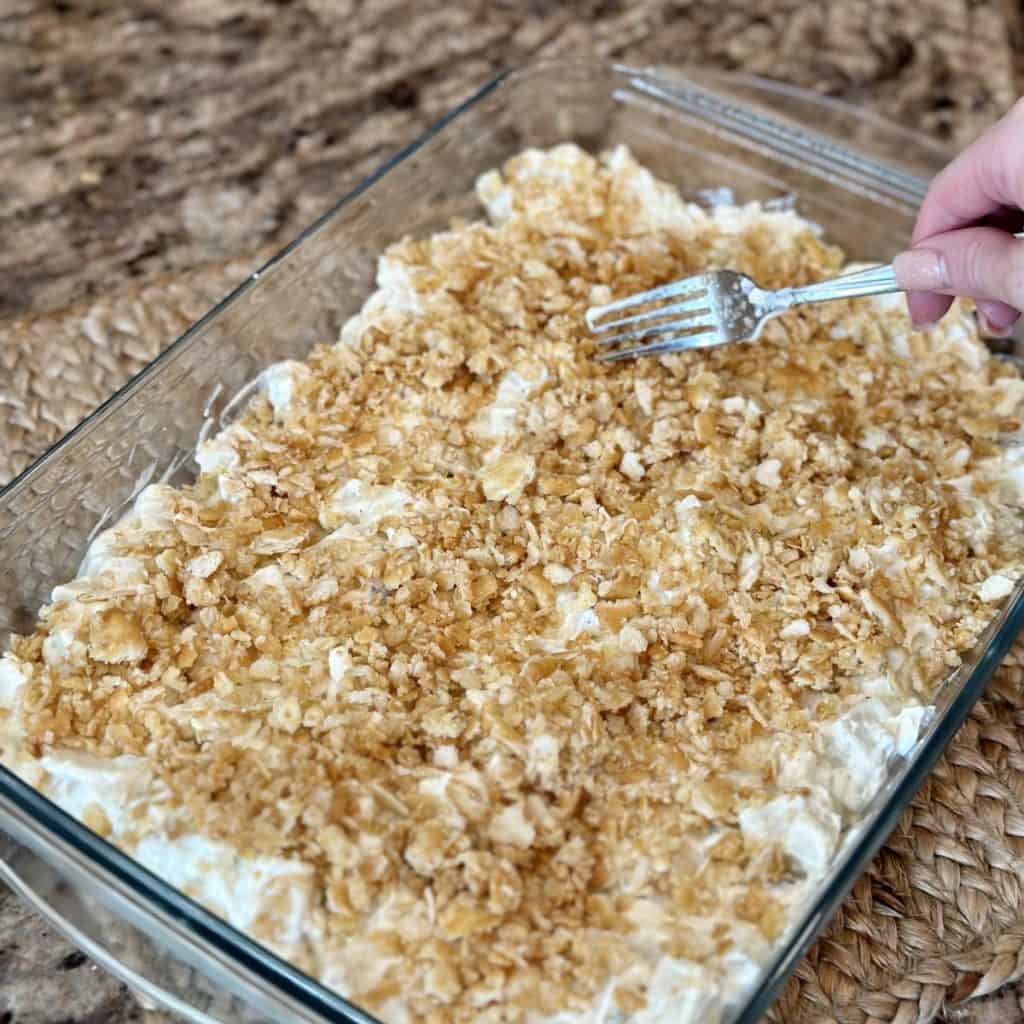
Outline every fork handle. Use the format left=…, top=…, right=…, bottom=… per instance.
left=778, top=263, right=899, bottom=308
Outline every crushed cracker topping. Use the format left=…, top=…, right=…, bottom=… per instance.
left=6, top=144, right=1024, bottom=1021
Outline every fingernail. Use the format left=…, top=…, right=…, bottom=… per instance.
left=893, top=249, right=949, bottom=291
left=911, top=315, right=941, bottom=332
left=977, top=309, right=1016, bottom=338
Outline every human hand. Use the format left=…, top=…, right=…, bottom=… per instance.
left=893, top=99, right=1024, bottom=336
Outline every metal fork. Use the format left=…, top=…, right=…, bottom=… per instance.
left=586, top=263, right=899, bottom=361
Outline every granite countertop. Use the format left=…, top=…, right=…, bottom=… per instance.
left=3, top=0, right=1020, bottom=322
left=2, top=1, right=1023, bottom=1022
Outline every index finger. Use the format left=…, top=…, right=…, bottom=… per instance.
left=913, top=99, right=1024, bottom=244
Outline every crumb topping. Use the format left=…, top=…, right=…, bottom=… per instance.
left=7, top=144, right=1024, bottom=1021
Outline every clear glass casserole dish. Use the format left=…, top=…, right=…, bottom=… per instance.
left=1, top=61, right=1021, bottom=1024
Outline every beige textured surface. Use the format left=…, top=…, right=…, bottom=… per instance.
left=2, top=1, right=1024, bottom=1022
left=0, top=252, right=275, bottom=489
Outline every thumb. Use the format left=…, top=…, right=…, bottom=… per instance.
left=894, top=227, right=1024, bottom=318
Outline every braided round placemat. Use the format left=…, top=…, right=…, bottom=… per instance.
left=2, top=256, right=1024, bottom=1024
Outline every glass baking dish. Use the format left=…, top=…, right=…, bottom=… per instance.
left=1, top=61, right=1021, bottom=1024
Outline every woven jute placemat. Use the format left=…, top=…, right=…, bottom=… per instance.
left=2, top=253, right=1024, bottom=1024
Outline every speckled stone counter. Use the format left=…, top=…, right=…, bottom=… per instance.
left=2, top=0, right=1020, bottom=322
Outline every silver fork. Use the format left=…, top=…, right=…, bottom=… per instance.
left=586, top=263, right=899, bottom=361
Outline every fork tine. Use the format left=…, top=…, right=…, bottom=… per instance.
left=599, top=329, right=723, bottom=362
left=585, top=275, right=710, bottom=330
left=595, top=317, right=717, bottom=349
left=589, top=294, right=713, bottom=334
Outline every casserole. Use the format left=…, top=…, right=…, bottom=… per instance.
left=1, top=62, right=1019, bottom=1024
